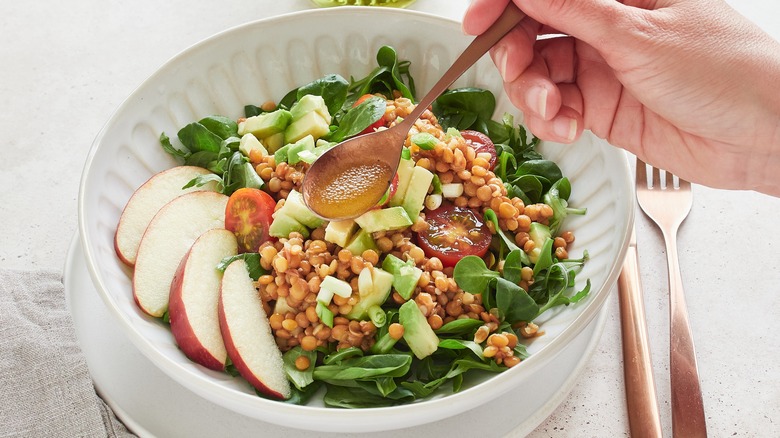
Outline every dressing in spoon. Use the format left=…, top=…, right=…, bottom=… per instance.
left=302, top=3, right=526, bottom=220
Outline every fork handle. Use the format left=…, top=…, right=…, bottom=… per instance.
left=664, top=230, right=708, bottom=437
left=618, top=235, right=663, bottom=438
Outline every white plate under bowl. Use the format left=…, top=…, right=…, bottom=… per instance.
left=78, top=7, right=633, bottom=433
left=64, top=233, right=609, bottom=437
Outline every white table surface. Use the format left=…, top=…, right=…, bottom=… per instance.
left=2, top=1, right=778, bottom=436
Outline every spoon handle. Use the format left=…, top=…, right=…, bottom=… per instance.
left=399, top=3, right=526, bottom=130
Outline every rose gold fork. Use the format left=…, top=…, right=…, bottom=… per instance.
left=635, top=158, right=707, bottom=437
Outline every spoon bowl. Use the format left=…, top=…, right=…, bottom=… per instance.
left=302, top=3, right=526, bottom=220
left=300, top=125, right=408, bottom=221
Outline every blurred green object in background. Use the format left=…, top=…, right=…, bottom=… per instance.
left=311, top=0, right=417, bottom=7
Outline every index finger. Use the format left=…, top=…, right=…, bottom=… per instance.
left=490, top=16, right=542, bottom=83
left=462, top=0, right=511, bottom=35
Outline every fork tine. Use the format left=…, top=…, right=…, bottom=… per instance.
left=665, top=168, right=674, bottom=189
left=637, top=157, right=692, bottom=191
left=661, top=167, right=690, bottom=191
left=651, top=165, right=661, bottom=189
left=635, top=158, right=648, bottom=188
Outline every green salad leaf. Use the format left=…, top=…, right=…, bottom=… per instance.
left=177, top=121, right=224, bottom=154
left=322, top=384, right=414, bottom=408
left=216, top=253, right=266, bottom=280
left=160, top=117, right=262, bottom=196
left=495, top=277, right=539, bottom=323
left=545, top=178, right=587, bottom=235
left=197, top=115, right=239, bottom=140
left=452, top=255, right=499, bottom=295
left=348, top=45, right=415, bottom=101
left=433, top=87, right=496, bottom=134
left=313, top=354, right=412, bottom=380
left=325, top=95, right=386, bottom=142
left=435, top=318, right=483, bottom=336
left=283, top=347, right=316, bottom=391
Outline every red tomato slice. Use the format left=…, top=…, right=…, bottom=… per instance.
left=354, top=94, right=386, bottom=135
left=461, top=130, right=497, bottom=170
left=415, top=202, right=492, bottom=267
left=224, top=188, right=276, bottom=253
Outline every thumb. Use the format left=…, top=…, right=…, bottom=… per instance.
left=514, top=0, right=636, bottom=49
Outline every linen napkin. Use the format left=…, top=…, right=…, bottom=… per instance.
left=0, top=268, right=135, bottom=438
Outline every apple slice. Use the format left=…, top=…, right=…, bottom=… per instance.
left=133, top=191, right=228, bottom=318
left=219, top=259, right=290, bottom=399
left=115, top=166, right=218, bottom=266
left=169, top=229, right=238, bottom=371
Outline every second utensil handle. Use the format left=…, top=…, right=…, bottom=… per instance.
left=664, top=230, right=707, bottom=437
left=618, top=239, right=662, bottom=438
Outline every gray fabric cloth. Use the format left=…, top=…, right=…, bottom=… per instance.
left=0, top=269, right=135, bottom=438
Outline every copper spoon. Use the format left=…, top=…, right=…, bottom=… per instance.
left=301, top=3, right=526, bottom=220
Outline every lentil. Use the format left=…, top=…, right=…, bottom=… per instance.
left=293, top=355, right=311, bottom=371
left=503, top=355, right=521, bottom=368
left=281, top=318, right=298, bottom=332
left=427, top=314, right=444, bottom=330
left=487, top=333, right=509, bottom=348
left=474, top=325, right=490, bottom=344
left=483, top=345, right=499, bottom=358
left=300, top=336, right=317, bottom=352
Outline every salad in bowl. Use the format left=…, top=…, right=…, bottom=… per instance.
left=115, top=45, right=590, bottom=406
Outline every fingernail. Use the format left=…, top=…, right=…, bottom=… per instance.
left=526, top=86, right=547, bottom=119
left=553, top=116, right=577, bottom=142
left=493, top=46, right=508, bottom=80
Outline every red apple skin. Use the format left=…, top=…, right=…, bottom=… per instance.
left=132, top=191, right=228, bottom=318
left=168, top=229, right=237, bottom=371
left=218, top=314, right=286, bottom=399
left=218, top=260, right=290, bottom=400
left=115, top=229, right=134, bottom=266
left=114, top=166, right=217, bottom=267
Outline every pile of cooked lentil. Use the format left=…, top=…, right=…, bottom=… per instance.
left=246, top=93, right=575, bottom=369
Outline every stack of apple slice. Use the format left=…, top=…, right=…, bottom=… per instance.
left=132, top=190, right=228, bottom=317
left=114, top=166, right=290, bottom=399
left=114, top=166, right=219, bottom=266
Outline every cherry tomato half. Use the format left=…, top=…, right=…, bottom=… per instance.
left=354, top=94, right=387, bottom=135
left=461, top=130, right=497, bottom=170
left=224, top=188, right=276, bottom=253
left=415, top=202, right=492, bottom=267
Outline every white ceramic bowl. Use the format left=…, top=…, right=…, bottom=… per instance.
left=78, top=7, right=634, bottom=433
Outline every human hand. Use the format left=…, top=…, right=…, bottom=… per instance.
left=463, top=0, right=780, bottom=196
